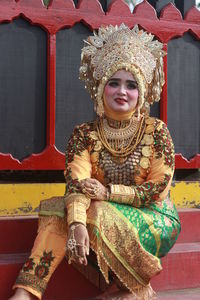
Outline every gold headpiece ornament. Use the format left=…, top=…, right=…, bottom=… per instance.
left=80, top=24, right=166, bottom=116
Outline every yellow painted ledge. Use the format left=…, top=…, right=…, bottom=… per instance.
left=170, top=181, right=200, bottom=209
left=0, top=181, right=199, bottom=216
left=0, top=183, right=65, bottom=216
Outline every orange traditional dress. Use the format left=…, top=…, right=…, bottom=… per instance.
left=14, top=115, right=180, bottom=299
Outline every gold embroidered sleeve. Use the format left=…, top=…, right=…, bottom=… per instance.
left=64, top=125, right=92, bottom=226
left=133, top=120, right=175, bottom=207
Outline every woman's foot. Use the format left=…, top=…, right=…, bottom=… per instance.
left=8, top=288, right=37, bottom=300
left=91, top=290, right=136, bottom=300
left=104, top=290, right=136, bottom=300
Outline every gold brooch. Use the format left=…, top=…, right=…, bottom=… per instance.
left=140, top=157, right=150, bottom=169
left=94, top=140, right=102, bottom=152
left=143, top=134, right=154, bottom=146
left=142, top=146, right=152, bottom=158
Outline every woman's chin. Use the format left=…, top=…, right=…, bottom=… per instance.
left=112, top=107, right=131, bottom=113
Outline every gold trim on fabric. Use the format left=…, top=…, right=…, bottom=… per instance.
left=86, top=201, right=162, bottom=296
left=39, top=197, right=65, bottom=218
left=87, top=218, right=146, bottom=286
left=87, top=224, right=157, bottom=299
left=136, top=209, right=161, bottom=256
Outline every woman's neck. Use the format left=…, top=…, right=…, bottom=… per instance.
left=104, top=116, right=134, bottom=129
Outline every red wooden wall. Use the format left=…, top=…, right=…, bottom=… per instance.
left=0, top=0, right=200, bottom=170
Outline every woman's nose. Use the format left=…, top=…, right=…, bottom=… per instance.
left=118, top=85, right=126, bottom=95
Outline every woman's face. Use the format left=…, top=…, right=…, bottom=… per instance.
left=104, top=70, right=139, bottom=114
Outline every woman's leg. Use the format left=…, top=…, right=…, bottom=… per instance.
left=10, top=216, right=67, bottom=300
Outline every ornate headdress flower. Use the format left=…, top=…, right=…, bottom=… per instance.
left=80, top=24, right=165, bottom=116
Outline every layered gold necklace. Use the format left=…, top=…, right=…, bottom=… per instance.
left=97, top=115, right=145, bottom=158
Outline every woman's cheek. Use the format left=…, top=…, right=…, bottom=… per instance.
left=104, top=85, right=115, bottom=97
left=128, top=89, right=139, bottom=99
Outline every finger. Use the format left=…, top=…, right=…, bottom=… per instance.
left=84, top=181, right=95, bottom=189
left=80, top=179, right=88, bottom=188
left=78, top=256, right=86, bottom=265
left=77, top=245, right=87, bottom=265
left=83, top=181, right=92, bottom=188
left=85, top=187, right=95, bottom=193
left=85, top=178, right=98, bottom=185
left=85, top=235, right=90, bottom=256
left=82, top=255, right=87, bottom=266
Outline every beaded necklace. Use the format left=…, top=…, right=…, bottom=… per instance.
left=97, top=115, right=145, bottom=158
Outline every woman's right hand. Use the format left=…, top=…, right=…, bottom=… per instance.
left=67, top=222, right=90, bottom=266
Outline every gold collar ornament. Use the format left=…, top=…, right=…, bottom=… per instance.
left=80, top=24, right=166, bottom=117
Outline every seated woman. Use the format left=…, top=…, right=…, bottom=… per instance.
left=9, top=24, right=181, bottom=300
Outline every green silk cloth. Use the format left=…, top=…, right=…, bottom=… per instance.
left=110, top=196, right=180, bottom=258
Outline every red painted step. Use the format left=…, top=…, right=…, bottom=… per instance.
left=1, top=208, right=200, bottom=299
left=1, top=208, right=200, bottom=254
left=177, top=208, right=200, bottom=243
left=0, top=216, right=37, bottom=254
left=0, top=254, right=100, bottom=300
left=2, top=242, right=200, bottom=299
left=151, top=242, right=200, bottom=291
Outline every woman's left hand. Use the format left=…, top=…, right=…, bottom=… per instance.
left=80, top=178, right=108, bottom=201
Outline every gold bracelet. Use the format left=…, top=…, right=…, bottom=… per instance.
left=67, top=202, right=87, bottom=226
left=109, top=184, right=135, bottom=204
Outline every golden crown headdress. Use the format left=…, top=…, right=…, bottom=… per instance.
left=80, top=24, right=165, bottom=116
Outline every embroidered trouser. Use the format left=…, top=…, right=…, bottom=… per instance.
left=14, top=216, right=67, bottom=300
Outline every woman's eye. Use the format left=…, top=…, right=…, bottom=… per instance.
left=108, top=81, right=119, bottom=87
left=127, top=82, right=138, bottom=89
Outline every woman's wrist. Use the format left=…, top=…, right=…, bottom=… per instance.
left=69, top=222, right=85, bottom=229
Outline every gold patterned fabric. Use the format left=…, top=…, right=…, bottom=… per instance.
left=13, top=116, right=180, bottom=299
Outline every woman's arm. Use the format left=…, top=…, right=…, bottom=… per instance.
left=64, top=124, right=92, bottom=226
left=65, top=124, right=93, bottom=265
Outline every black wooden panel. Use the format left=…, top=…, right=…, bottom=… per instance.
left=175, top=0, right=196, bottom=16
left=150, top=102, right=160, bottom=118
left=73, top=0, right=107, bottom=11
left=167, top=33, right=200, bottom=159
left=148, top=0, right=175, bottom=13
left=56, top=23, right=95, bottom=153
left=0, top=18, right=47, bottom=160
left=148, top=0, right=195, bottom=15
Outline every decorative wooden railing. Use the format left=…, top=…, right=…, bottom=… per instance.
left=0, top=0, right=199, bottom=170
